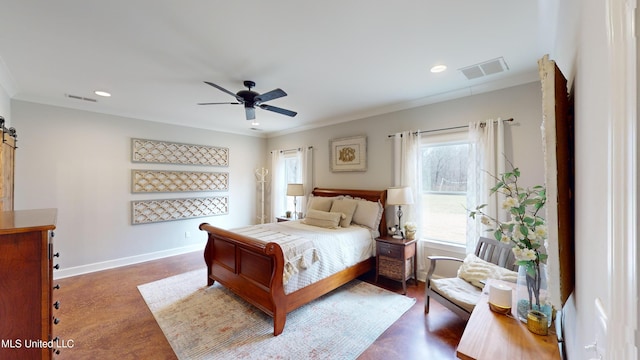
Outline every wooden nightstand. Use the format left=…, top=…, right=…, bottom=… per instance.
left=375, top=236, right=417, bottom=294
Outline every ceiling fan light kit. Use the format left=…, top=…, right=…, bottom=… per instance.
left=200, top=80, right=297, bottom=121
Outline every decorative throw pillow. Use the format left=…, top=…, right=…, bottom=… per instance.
left=329, top=199, right=358, bottom=228
left=302, top=209, right=343, bottom=229
left=457, top=253, right=518, bottom=289
left=306, top=195, right=334, bottom=213
left=351, top=199, right=384, bottom=231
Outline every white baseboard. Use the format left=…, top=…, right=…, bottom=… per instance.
left=53, top=243, right=205, bottom=280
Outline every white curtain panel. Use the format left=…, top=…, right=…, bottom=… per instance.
left=295, top=147, right=312, bottom=214
left=270, top=150, right=287, bottom=222
left=392, top=131, right=424, bottom=270
left=466, top=119, right=505, bottom=253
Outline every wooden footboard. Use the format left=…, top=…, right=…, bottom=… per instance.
left=199, top=187, right=387, bottom=336
left=199, top=223, right=289, bottom=334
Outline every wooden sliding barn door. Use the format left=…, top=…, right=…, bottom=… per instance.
left=0, top=128, right=16, bottom=211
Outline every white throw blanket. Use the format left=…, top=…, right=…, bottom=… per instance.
left=233, top=225, right=321, bottom=284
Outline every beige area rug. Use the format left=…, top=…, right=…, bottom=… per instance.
left=138, top=268, right=416, bottom=359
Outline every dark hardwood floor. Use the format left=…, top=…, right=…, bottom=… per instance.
left=53, top=251, right=466, bottom=360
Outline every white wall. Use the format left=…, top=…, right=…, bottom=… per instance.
left=12, top=100, right=266, bottom=277
left=552, top=0, right=637, bottom=358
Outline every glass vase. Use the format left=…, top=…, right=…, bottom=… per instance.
left=515, top=263, right=553, bottom=328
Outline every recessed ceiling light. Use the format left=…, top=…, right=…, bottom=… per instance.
left=430, top=65, right=447, bottom=73
left=94, top=90, right=111, bottom=97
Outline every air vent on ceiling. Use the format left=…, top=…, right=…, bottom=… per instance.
left=65, top=94, right=98, bottom=103
left=459, top=57, right=509, bottom=80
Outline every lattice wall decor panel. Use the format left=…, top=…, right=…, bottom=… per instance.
left=131, top=196, right=229, bottom=225
left=132, top=170, right=228, bottom=193
left=131, top=138, right=229, bottom=166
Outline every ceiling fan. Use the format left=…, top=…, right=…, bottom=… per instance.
left=199, top=80, right=297, bottom=121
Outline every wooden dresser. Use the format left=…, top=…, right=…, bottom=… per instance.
left=0, top=209, right=59, bottom=359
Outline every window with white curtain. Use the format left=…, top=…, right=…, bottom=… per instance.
left=420, top=131, right=469, bottom=246
left=271, top=147, right=311, bottom=221
left=284, top=150, right=302, bottom=213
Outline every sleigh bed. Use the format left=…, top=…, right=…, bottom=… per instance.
left=199, top=188, right=387, bottom=335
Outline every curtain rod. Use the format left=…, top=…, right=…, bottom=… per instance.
left=387, top=118, right=514, bottom=138
left=270, top=146, right=313, bottom=154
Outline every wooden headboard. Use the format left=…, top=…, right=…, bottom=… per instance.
left=311, top=188, right=388, bottom=237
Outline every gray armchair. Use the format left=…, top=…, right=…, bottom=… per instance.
left=424, top=236, right=517, bottom=320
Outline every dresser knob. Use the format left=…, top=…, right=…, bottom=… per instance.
left=53, top=317, right=60, bottom=325
left=54, top=264, right=60, bottom=270
left=53, top=284, right=60, bottom=290
left=54, top=252, right=60, bottom=258
left=54, top=301, right=60, bottom=309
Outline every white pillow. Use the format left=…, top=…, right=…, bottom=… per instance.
left=306, top=195, right=335, bottom=213
left=457, top=254, right=517, bottom=289
left=329, top=199, right=358, bottom=227
left=351, top=199, right=384, bottom=231
left=302, top=209, right=343, bottom=229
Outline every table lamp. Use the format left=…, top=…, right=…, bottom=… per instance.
left=286, top=183, right=304, bottom=219
left=386, top=186, right=414, bottom=239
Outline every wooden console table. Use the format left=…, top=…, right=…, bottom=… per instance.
left=456, top=279, right=561, bottom=360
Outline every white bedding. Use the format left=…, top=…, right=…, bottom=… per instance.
left=232, top=220, right=376, bottom=294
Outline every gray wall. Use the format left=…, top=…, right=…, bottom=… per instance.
left=13, top=100, right=267, bottom=277
left=0, top=85, right=9, bottom=126
left=267, top=81, right=545, bottom=278
left=268, top=81, right=544, bottom=193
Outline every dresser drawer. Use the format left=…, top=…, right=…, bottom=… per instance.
left=377, top=241, right=402, bottom=259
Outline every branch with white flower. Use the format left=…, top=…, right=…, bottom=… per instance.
left=468, top=166, right=548, bottom=308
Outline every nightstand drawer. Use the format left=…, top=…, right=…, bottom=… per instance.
left=377, top=242, right=402, bottom=259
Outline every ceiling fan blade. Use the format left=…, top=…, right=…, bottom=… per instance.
left=245, top=106, right=256, bottom=120
left=259, top=104, right=297, bottom=117
left=254, top=88, right=287, bottom=104
left=204, top=81, right=244, bottom=103
left=197, top=102, right=241, bottom=105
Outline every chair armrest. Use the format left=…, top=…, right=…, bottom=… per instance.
left=427, top=255, right=464, bottom=262
left=426, top=256, right=464, bottom=282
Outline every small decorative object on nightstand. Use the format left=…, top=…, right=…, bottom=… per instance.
left=375, top=235, right=417, bottom=294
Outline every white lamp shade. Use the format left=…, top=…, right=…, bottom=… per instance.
left=286, top=183, right=304, bottom=196
left=387, top=186, right=414, bottom=205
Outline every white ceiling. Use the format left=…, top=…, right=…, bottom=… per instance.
left=0, top=1, right=549, bottom=137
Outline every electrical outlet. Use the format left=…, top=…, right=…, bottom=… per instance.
left=585, top=297, right=607, bottom=359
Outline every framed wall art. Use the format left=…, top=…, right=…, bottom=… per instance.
left=131, top=138, right=229, bottom=166
left=131, top=170, right=228, bottom=193
left=329, top=135, right=367, bottom=172
left=131, top=196, right=229, bottom=225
